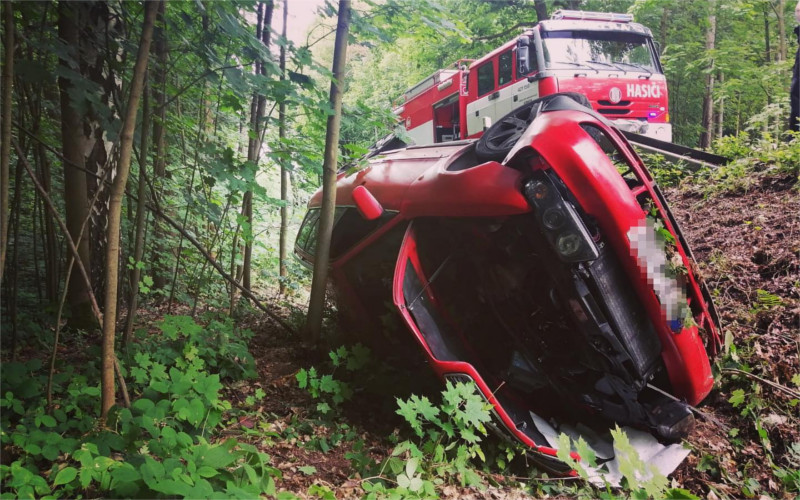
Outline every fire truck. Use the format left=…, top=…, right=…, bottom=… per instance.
left=394, top=10, right=673, bottom=146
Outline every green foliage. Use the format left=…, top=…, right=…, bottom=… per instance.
left=296, top=344, right=371, bottom=416
left=0, top=316, right=279, bottom=499
left=640, top=152, right=692, bottom=187
left=362, top=381, right=496, bottom=498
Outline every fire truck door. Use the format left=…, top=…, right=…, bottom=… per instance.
left=466, top=61, right=497, bottom=136
left=495, top=50, right=519, bottom=117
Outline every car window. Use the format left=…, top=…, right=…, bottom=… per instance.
left=477, top=62, right=495, bottom=96
left=295, top=209, right=320, bottom=252
left=498, top=51, right=513, bottom=86
left=330, top=209, right=395, bottom=259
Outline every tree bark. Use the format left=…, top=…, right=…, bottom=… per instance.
left=278, top=0, right=289, bottom=294
left=776, top=0, right=787, bottom=62
left=764, top=7, right=771, bottom=63
left=58, top=1, right=95, bottom=329
left=700, top=0, right=717, bottom=149
left=304, top=0, right=351, bottom=342
left=151, top=1, right=169, bottom=292
left=123, top=78, right=150, bottom=348
left=100, top=0, right=158, bottom=421
left=533, top=0, right=548, bottom=22
left=242, top=0, right=274, bottom=293
left=0, top=0, right=13, bottom=282
left=717, top=71, right=724, bottom=138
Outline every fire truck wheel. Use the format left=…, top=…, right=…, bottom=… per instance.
left=475, top=92, right=592, bottom=162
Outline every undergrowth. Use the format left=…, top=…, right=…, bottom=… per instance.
left=0, top=315, right=276, bottom=499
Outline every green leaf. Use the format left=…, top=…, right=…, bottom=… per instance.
left=53, top=466, right=78, bottom=486
left=298, top=465, right=317, bottom=475
left=729, top=389, right=746, bottom=408
left=296, top=369, right=308, bottom=389
left=40, top=415, right=57, bottom=428
left=110, top=463, right=141, bottom=483
left=196, top=466, right=218, bottom=478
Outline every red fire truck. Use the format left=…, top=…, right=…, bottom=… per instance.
left=394, top=10, right=672, bottom=146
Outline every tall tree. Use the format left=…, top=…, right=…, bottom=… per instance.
left=700, top=0, right=717, bottom=148
left=0, top=0, right=14, bottom=282
left=57, top=1, right=95, bottom=329
left=100, top=0, right=158, bottom=420
left=305, top=0, right=351, bottom=342
left=150, top=1, right=169, bottom=292
left=242, top=0, right=274, bottom=293
left=533, top=0, right=549, bottom=22
left=278, top=0, right=290, bottom=294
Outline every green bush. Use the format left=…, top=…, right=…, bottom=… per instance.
left=0, top=315, right=277, bottom=499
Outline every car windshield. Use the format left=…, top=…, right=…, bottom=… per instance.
left=542, top=30, right=658, bottom=74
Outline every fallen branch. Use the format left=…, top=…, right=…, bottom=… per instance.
left=722, top=368, right=800, bottom=400
left=15, top=139, right=103, bottom=323
left=145, top=201, right=297, bottom=335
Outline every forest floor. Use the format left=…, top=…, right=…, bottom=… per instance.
left=223, top=169, right=800, bottom=498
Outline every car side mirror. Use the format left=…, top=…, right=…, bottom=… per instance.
left=517, top=35, right=531, bottom=75
left=352, top=185, right=383, bottom=220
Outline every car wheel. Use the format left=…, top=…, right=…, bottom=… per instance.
left=475, top=92, right=593, bottom=162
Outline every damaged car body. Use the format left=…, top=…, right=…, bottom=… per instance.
left=294, top=94, right=721, bottom=470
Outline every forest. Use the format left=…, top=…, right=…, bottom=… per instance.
left=0, top=0, right=798, bottom=498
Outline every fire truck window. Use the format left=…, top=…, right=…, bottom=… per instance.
left=498, top=51, right=513, bottom=86
left=477, top=62, right=495, bottom=96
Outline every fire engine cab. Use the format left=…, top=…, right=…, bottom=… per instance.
left=394, top=10, right=672, bottom=145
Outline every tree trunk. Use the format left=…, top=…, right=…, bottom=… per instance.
left=533, top=0, right=548, bottom=22
left=717, top=72, right=724, bottom=138
left=35, top=141, right=59, bottom=303
left=58, top=1, right=95, bottom=329
left=278, top=0, right=289, bottom=294
left=242, top=1, right=274, bottom=293
left=151, top=1, right=169, bottom=292
left=305, top=0, right=351, bottom=342
left=100, top=0, right=158, bottom=421
left=0, top=0, right=13, bottom=282
left=764, top=7, right=771, bottom=63
left=776, top=0, right=787, bottom=62
left=123, top=78, right=151, bottom=348
left=700, top=0, right=716, bottom=149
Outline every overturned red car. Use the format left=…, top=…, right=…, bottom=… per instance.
left=295, top=93, right=721, bottom=469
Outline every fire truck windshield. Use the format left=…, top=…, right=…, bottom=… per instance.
left=541, top=31, right=658, bottom=74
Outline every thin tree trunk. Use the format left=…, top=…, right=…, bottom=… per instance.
left=278, top=0, right=290, bottom=294
left=717, top=72, right=724, bottom=138
left=776, top=0, right=787, bottom=62
left=242, top=1, right=274, bottom=293
left=764, top=7, right=771, bottom=63
left=533, top=0, right=548, bottom=22
left=1, top=0, right=15, bottom=282
left=7, top=158, right=23, bottom=358
left=123, top=78, right=151, bottom=348
left=305, top=0, right=351, bottom=342
left=58, top=1, right=95, bottom=329
left=151, top=1, right=169, bottom=292
left=100, top=0, right=158, bottom=421
left=700, top=0, right=717, bottom=149
left=39, top=148, right=59, bottom=303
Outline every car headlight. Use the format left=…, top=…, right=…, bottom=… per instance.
left=523, top=171, right=599, bottom=263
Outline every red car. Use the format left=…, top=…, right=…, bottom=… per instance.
left=295, top=93, right=721, bottom=469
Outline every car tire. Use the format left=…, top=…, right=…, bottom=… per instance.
left=474, top=92, right=592, bottom=162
